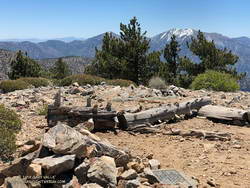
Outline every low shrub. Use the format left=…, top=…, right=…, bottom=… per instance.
left=0, top=105, right=21, bottom=161
left=50, top=79, right=61, bottom=86
left=37, top=104, right=48, bottom=116
left=0, top=127, right=16, bottom=161
left=0, top=104, right=22, bottom=132
left=18, top=77, right=51, bottom=88
left=191, top=70, right=240, bottom=92
left=59, top=74, right=105, bottom=86
left=106, top=79, right=136, bottom=87
left=148, top=76, right=167, bottom=89
left=0, top=80, right=31, bottom=93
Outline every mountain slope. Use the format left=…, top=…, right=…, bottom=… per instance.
left=0, top=49, right=92, bottom=77
left=0, top=29, right=250, bottom=75
left=150, top=29, right=250, bottom=75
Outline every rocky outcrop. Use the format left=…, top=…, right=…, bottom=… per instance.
left=87, top=156, right=117, bottom=187
left=0, top=120, right=196, bottom=187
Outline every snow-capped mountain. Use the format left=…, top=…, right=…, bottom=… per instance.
left=150, top=29, right=250, bottom=75
left=154, top=28, right=196, bottom=42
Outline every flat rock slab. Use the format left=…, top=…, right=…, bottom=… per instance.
left=152, top=169, right=198, bottom=187
left=32, top=154, right=75, bottom=175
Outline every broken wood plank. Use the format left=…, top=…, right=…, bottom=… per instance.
left=47, top=105, right=117, bottom=127
left=118, top=97, right=211, bottom=128
left=166, top=129, right=231, bottom=141
left=198, top=105, right=249, bottom=122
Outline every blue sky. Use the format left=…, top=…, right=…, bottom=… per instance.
left=0, top=0, right=249, bottom=39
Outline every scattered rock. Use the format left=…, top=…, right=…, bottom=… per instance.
left=81, top=89, right=95, bottom=96
left=207, top=178, right=217, bottom=187
left=19, top=141, right=40, bottom=157
left=81, top=183, right=103, bottom=188
left=87, top=156, right=117, bottom=187
left=0, top=173, right=5, bottom=186
left=74, top=161, right=90, bottom=184
left=221, top=94, right=226, bottom=99
left=69, top=87, right=82, bottom=94
left=232, top=144, right=241, bottom=149
left=119, top=169, right=138, bottom=180
left=1, top=151, right=39, bottom=177
left=4, top=176, right=28, bottom=188
left=72, top=82, right=79, bottom=87
left=146, top=153, right=154, bottom=160
left=143, top=168, right=160, bottom=184
left=62, top=176, right=81, bottom=188
left=26, top=163, right=42, bottom=176
left=32, top=154, right=75, bottom=175
left=124, top=178, right=141, bottom=188
left=127, top=162, right=144, bottom=173
left=148, top=159, right=160, bottom=170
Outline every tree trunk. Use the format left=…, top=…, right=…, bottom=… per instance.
left=118, top=97, right=211, bottom=128
left=165, top=128, right=231, bottom=141
left=198, top=105, right=249, bottom=122
left=47, top=106, right=117, bottom=128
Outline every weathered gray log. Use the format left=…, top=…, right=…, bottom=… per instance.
left=165, top=128, right=231, bottom=141
left=198, top=105, right=250, bottom=122
left=127, top=124, right=161, bottom=134
left=118, top=97, right=211, bottom=128
left=47, top=105, right=117, bottom=128
left=86, top=97, right=92, bottom=107
left=53, top=88, right=62, bottom=107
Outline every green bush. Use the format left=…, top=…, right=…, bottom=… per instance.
left=59, top=74, right=105, bottom=86
left=50, top=79, right=61, bottom=86
left=37, top=104, right=48, bottom=116
left=18, top=77, right=51, bottom=88
left=106, top=79, right=136, bottom=87
left=148, top=76, right=167, bottom=89
left=191, top=70, right=240, bottom=92
left=0, top=105, right=22, bottom=161
left=0, top=80, right=31, bottom=93
left=8, top=50, right=42, bottom=80
left=0, top=104, right=22, bottom=132
left=0, top=127, right=16, bottom=161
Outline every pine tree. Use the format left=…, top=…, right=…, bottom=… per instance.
left=119, top=17, right=150, bottom=84
left=86, top=17, right=154, bottom=85
left=163, top=35, right=180, bottom=84
left=52, top=58, right=71, bottom=79
left=187, top=30, right=242, bottom=77
left=9, top=51, right=41, bottom=79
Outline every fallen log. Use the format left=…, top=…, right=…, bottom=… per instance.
left=126, top=124, right=161, bottom=134
left=117, top=97, right=211, bottom=128
left=166, top=129, right=231, bottom=141
left=198, top=105, right=250, bottom=123
left=47, top=90, right=117, bottom=128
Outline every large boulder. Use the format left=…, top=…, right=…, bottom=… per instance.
left=42, top=123, right=129, bottom=162
left=87, top=156, right=117, bottom=188
left=32, top=154, right=75, bottom=175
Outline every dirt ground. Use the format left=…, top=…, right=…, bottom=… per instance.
left=1, top=85, right=250, bottom=187
left=97, top=118, right=250, bottom=187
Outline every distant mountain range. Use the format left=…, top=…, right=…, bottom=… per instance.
left=0, top=37, right=85, bottom=43
left=0, top=29, right=250, bottom=76
left=0, top=49, right=92, bottom=77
